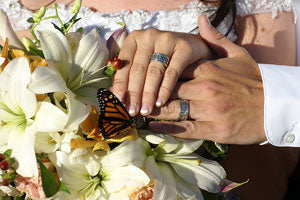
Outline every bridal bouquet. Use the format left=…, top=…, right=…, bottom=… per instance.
left=0, top=1, right=243, bottom=199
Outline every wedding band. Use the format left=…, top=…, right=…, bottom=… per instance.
left=177, top=99, right=189, bottom=121
left=150, top=53, right=170, bottom=68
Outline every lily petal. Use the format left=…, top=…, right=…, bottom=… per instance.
left=145, top=156, right=177, bottom=200
left=35, top=102, right=68, bottom=132
left=71, top=29, right=108, bottom=83
left=34, top=132, right=61, bottom=153
left=174, top=173, right=203, bottom=200
left=171, top=156, right=226, bottom=193
left=48, top=151, right=90, bottom=197
left=0, top=57, right=36, bottom=118
left=66, top=95, right=90, bottom=129
left=103, top=165, right=150, bottom=194
left=173, top=139, right=203, bottom=155
left=0, top=9, right=25, bottom=49
left=101, top=138, right=149, bottom=169
left=7, top=120, right=38, bottom=177
left=29, top=66, right=71, bottom=94
left=37, top=28, right=72, bottom=82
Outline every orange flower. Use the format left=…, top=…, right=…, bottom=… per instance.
left=71, top=106, right=138, bottom=151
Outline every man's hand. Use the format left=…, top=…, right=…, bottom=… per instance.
left=148, top=15, right=266, bottom=144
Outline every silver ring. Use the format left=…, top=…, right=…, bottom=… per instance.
left=150, top=53, right=170, bottom=68
left=177, top=99, right=189, bottom=121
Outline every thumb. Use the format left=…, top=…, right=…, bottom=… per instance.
left=198, top=14, right=243, bottom=58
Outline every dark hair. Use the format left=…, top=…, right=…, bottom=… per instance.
left=202, top=0, right=237, bottom=36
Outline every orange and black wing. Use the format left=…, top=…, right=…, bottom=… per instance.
left=97, top=88, right=136, bottom=139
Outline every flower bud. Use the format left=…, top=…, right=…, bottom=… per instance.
left=33, top=6, right=46, bottom=22
left=22, top=37, right=37, bottom=52
left=0, top=160, right=10, bottom=170
left=70, top=0, right=82, bottom=14
left=0, top=9, right=25, bottom=49
left=107, top=24, right=128, bottom=59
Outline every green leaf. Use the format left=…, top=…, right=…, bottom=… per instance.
left=51, top=22, right=64, bottom=34
left=3, top=149, right=12, bottom=159
left=37, top=159, right=58, bottom=197
left=27, top=17, right=35, bottom=23
left=29, top=47, right=45, bottom=59
left=76, top=27, right=84, bottom=34
left=58, top=182, right=71, bottom=194
left=104, top=65, right=116, bottom=77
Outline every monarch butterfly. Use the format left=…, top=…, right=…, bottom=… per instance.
left=97, top=88, right=136, bottom=139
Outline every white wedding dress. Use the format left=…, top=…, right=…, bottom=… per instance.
left=0, top=0, right=294, bottom=44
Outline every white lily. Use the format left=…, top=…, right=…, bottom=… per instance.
left=140, top=132, right=226, bottom=200
left=29, top=28, right=111, bottom=128
left=49, top=151, right=150, bottom=200
left=0, top=9, right=25, bottom=49
left=0, top=57, right=68, bottom=177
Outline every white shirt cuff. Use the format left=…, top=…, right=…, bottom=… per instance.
left=258, top=64, right=300, bottom=147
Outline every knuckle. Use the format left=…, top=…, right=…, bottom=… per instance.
left=130, top=63, right=147, bottom=75
left=162, top=101, right=178, bottom=114
left=148, top=65, right=165, bottom=77
left=176, top=38, right=192, bottom=52
left=211, top=101, right=231, bottom=114
left=198, top=80, right=220, bottom=97
left=127, top=90, right=140, bottom=101
left=183, top=121, right=196, bottom=138
left=113, top=77, right=126, bottom=86
left=142, top=90, right=156, bottom=100
left=129, top=30, right=141, bottom=37
left=145, top=28, right=159, bottom=37
left=159, top=32, right=175, bottom=43
left=200, top=61, right=219, bottom=74
left=165, top=68, right=180, bottom=80
left=159, top=85, right=172, bottom=99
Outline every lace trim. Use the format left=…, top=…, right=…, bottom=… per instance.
left=236, top=0, right=294, bottom=18
left=0, top=0, right=294, bottom=42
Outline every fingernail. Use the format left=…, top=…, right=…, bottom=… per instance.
left=140, top=104, right=149, bottom=115
left=156, top=99, right=163, bottom=107
left=206, top=14, right=212, bottom=27
left=115, top=92, right=124, bottom=102
left=128, top=104, right=136, bottom=115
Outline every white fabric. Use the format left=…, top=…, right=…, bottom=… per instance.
left=258, top=64, right=300, bottom=147
left=0, top=0, right=294, bottom=42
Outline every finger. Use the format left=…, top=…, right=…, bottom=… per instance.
left=141, top=35, right=175, bottom=115
left=155, top=42, right=193, bottom=107
left=198, top=14, right=247, bottom=58
left=112, top=36, right=136, bottom=102
left=178, top=60, right=208, bottom=80
left=148, top=120, right=214, bottom=140
left=170, top=78, right=222, bottom=101
left=148, top=99, right=214, bottom=121
left=126, top=42, right=154, bottom=116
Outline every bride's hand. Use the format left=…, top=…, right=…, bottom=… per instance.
left=147, top=15, right=266, bottom=144
left=111, top=28, right=211, bottom=116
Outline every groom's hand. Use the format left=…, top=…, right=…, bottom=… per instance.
left=148, top=15, right=267, bottom=144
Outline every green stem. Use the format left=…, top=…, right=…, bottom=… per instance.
left=30, top=22, right=41, bottom=45
left=64, top=13, right=78, bottom=34
left=41, top=16, right=58, bottom=21
left=54, top=4, right=65, bottom=31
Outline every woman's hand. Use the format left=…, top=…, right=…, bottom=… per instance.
left=111, top=28, right=211, bottom=116
left=147, top=15, right=266, bottom=144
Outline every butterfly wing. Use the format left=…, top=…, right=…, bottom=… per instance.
left=97, top=88, right=136, bottom=139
